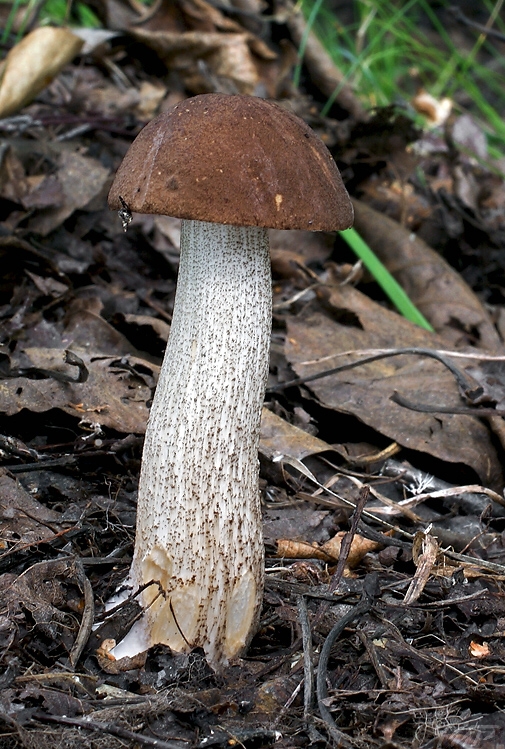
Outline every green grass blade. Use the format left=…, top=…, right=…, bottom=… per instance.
left=1, top=0, right=24, bottom=43
left=340, top=228, right=434, bottom=332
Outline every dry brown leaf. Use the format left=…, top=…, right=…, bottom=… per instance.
left=351, top=199, right=502, bottom=350
left=0, top=148, right=30, bottom=202
left=0, top=349, right=153, bottom=433
left=259, top=407, right=335, bottom=462
left=320, top=531, right=381, bottom=567
left=0, top=27, right=83, bottom=118
left=275, top=538, right=329, bottom=561
left=276, top=532, right=380, bottom=568
left=27, top=149, right=109, bottom=236
left=131, top=28, right=259, bottom=94
left=285, top=286, right=504, bottom=489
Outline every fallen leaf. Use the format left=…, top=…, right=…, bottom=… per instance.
left=0, top=469, right=65, bottom=548
left=351, top=198, right=502, bottom=350
left=259, top=407, right=336, bottom=462
left=321, top=531, right=381, bottom=567
left=469, top=641, right=490, bottom=658
left=284, top=286, right=504, bottom=489
left=452, top=114, right=488, bottom=161
left=275, top=531, right=380, bottom=568
left=0, top=348, right=153, bottom=433
left=27, top=149, right=109, bottom=236
left=0, top=27, right=83, bottom=118
left=132, top=29, right=259, bottom=94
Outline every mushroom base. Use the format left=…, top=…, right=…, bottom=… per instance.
left=113, top=219, right=271, bottom=668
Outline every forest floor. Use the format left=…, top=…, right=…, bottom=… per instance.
left=1, top=2, right=505, bottom=747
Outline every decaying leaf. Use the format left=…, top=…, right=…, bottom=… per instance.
left=285, top=286, right=503, bottom=488
left=27, top=149, right=110, bottom=236
left=0, top=348, right=153, bottom=433
left=0, top=469, right=65, bottom=548
left=351, top=198, right=502, bottom=350
left=0, top=558, right=86, bottom=648
left=259, top=407, right=337, bottom=462
left=276, top=532, right=381, bottom=568
left=131, top=29, right=260, bottom=94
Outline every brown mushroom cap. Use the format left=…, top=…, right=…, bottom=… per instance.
left=108, top=93, right=353, bottom=232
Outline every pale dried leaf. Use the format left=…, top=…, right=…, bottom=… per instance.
left=452, top=114, right=488, bottom=161
left=0, top=27, right=83, bottom=118
left=321, top=531, right=381, bottom=566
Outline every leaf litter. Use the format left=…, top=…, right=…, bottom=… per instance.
left=1, top=1, right=505, bottom=747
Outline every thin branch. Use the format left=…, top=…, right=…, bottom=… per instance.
left=316, top=573, right=378, bottom=746
left=268, top=347, right=478, bottom=398
left=33, top=713, right=189, bottom=749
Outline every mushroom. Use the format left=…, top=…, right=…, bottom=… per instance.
left=108, top=93, right=353, bottom=668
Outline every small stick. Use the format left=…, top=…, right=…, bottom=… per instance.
left=268, top=347, right=478, bottom=396
left=313, top=486, right=370, bottom=631
left=316, top=573, right=378, bottom=747
left=33, top=713, right=188, bottom=749
left=297, top=595, right=315, bottom=721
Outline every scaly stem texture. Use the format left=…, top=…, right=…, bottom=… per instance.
left=129, top=219, right=271, bottom=667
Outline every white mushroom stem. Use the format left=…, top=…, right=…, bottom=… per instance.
left=114, top=219, right=271, bottom=668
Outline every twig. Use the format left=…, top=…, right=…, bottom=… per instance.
left=330, top=486, right=370, bottom=595
left=268, top=347, right=478, bottom=397
left=296, top=595, right=314, bottom=722
left=69, top=559, right=95, bottom=668
left=443, top=548, right=505, bottom=576
left=392, top=484, right=505, bottom=512
left=357, top=630, right=389, bottom=687
left=311, top=486, right=370, bottom=635
left=391, top=390, right=505, bottom=417
left=274, top=454, right=505, bottom=574
left=0, top=349, right=88, bottom=383
left=274, top=453, right=417, bottom=538
left=0, top=526, right=78, bottom=564
left=316, top=573, right=378, bottom=746
left=452, top=5, right=505, bottom=41
left=299, top=347, right=505, bottom=366
left=33, top=713, right=188, bottom=748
